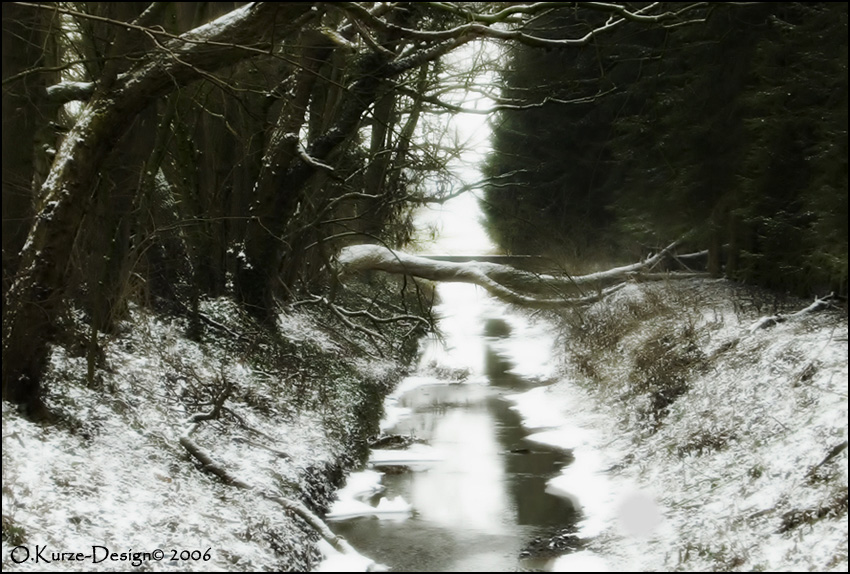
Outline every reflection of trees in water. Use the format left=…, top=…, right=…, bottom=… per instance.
left=486, top=390, right=578, bottom=528
left=332, top=519, right=462, bottom=573
left=484, top=346, right=526, bottom=389
left=342, top=336, right=578, bottom=569
left=484, top=317, right=513, bottom=338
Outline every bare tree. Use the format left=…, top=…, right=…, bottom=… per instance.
left=2, top=2, right=711, bottom=414
left=2, top=2, right=314, bottom=411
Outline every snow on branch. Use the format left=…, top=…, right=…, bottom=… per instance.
left=298, top=146, right=336, bottom=173
left=44, top=81, right=96, bottom=104
left=334, top=1, right=709, bottom=49
left=748, top=295, right=836, bottom=333
left=336, top=240, right=699, bottom=309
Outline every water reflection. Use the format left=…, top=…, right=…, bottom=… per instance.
left=329, top=284, right=576, bottom=571
left=331, top=354, right=576, bottom=569
left=408, top=407, right=508, bottom=533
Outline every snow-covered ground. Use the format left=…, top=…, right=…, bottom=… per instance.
left=506, top=280, right=847, bottom=571
left=3, top=279, right=845, bottom=572
left=2, top=299, right=408, bottom=572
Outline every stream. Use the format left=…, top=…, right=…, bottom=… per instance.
left=325, top=284, right=581, bottom=572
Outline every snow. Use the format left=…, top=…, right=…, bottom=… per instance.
left=508, top=386, right=570, bottom=429
left=321, top=470, right=414, bottom=570
left=277, top=306, right=340, bottom=353
left=329, top=276, right=843, bottom=571
left=2, top=273, right=844, bottom=572
left=1, top=299, right=401, bottom=572
left=380, top=374, right=456, bottom=432
left=502, top=280, right=848, bottom=571
left=333, top=469, right=385, bottom=500
left=551, top=550, right=611, bottom=572
left=313, top=539, right=387, bottom=573
left=326, top=496, right=412, bottom=521
left=506, top=384, right=627, bottom=538
left=369, top=444, right=443, bottom=466
left=178, top=4, right=254, bottom=50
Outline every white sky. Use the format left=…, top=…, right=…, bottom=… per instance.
left=412, top=44, right=499, bottom=256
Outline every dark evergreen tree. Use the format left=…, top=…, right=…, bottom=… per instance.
left=484, top=2, right=847, bottom=295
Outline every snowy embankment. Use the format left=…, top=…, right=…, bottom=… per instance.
left=506, top=280, right=847, bottom=571
left=2, top=297, right=412, bottom=572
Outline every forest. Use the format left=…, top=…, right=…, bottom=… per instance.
left=2, top=3, right=847, bottom=571
left=0, top=3, right=697, bottom=410
left=3, top=2, right=847, bottom=416
left=3, top=2, right=846, bottom=414
left=483, top=2, right=847, bottom=291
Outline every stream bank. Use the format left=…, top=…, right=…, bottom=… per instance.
left=1, top=276, right=425, bottom=572
left=320, top=279, right=847, bottom=572
left=536, top=279, right=847, bottom=571
left=2, top=277, right=845, bottom=572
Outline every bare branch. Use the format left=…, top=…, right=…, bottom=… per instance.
left=575, top=2, right=709, bottom=23
left=748, top=295, right=836, bottom=333
left=332, top=2, right=708, bottom=49
left=334, top=305, right=431, bottom=329
left=326, top=300, right=388, bottom=345
left=178, top=394, right=371, bottom=562
left=185, top=383, right=232, bottom=425
left=420, top=2, right=569, bottom=25
left=411, top=171, right=532, bottom=204
left=13, top=2, right=320, bottom=60
left=397, top=85, right=619, bottom=115
left=351, top=17, right=397, bottom=58
left=337, top=244, right=698, bottom=309
left=297, top=146, right=336, bottom=173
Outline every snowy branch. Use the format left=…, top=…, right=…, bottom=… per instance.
left=333, top=2, right=709, bottom=49
left=748, top=295, right=836, bottom=333
left=336, top=242, right=698, bottom=309
left=298, top=147, right=336, bottom=173
left=44, top=81, right=95, bottom=103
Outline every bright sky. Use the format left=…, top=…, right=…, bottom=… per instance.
left=412, top=44, right=499, bottom=256
left=414, top=187, right=495, bottom=255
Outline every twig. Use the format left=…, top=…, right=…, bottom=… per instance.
left=177, top=390, right=373, bottom=565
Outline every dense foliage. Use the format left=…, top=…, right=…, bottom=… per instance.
left=483, top=2, right=847, bottom=295
left=1, top=2, right=466, bottom=410
left=4, top=2, right=843, bottom=414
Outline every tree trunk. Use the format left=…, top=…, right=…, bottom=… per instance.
left=337, top=241, right=703, bottom=309
left=2, top=97, right=126, bottom=412
left=237, top=31, right=339, bottom=317
left=2, top=3, right=313, bottom=411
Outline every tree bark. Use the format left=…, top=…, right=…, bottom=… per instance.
left=2, top=3, right=52, bottom=296
left=2, top=3, right=313, bottom=411
left=238, top=31, right=340, bottom=316
left=337, top=242, right=703, bottom=309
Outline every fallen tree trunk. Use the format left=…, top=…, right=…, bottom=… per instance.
left=337, top=241, right=706, bottom=308
left=748, top=295, right=836, bottom=332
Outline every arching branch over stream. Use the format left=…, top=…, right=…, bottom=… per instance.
left=336, top=240, right=707, bottom=309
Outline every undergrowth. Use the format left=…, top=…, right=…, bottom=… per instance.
left=3, top=274, right=429, bottom=571
left=561, top=281, right=713, bottom=426
left=555, top=278, right=848, bottom=571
